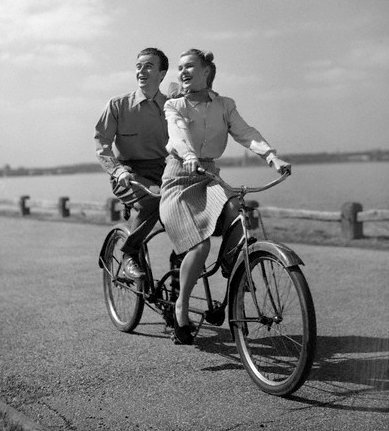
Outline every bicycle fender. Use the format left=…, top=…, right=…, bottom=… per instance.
left=231, top=240, right=304, bottom=279
left=98, top=223, right=131, bottom=268
left=258, top=240, right=304, bottom=266
left=227, top=240, right=304, bottom=340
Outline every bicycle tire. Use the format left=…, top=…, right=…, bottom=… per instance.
left=231, top=251, right=316, bottom=396
left=103, top=229, right=144, bottom=332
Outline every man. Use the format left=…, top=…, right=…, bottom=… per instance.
left=94, top=48, right=169, bottom=279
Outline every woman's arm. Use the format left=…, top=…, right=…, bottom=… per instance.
left=225, top=98, right=277, bottom=164
left=164, top=101, right=199, bottom=163
left=226, top=98, right=290, bottom=172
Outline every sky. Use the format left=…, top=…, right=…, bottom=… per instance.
left=1, top=0, right=389, bottom=168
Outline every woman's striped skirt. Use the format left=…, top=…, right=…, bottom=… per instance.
left=159, top=156, right=235, bottom=254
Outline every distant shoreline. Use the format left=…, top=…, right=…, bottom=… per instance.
left=2, top=149, right=388, bottom=178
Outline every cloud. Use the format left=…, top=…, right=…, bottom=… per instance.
left=84, top=71, right=134, bottom=94
left=0, top=99, right=18, bottom=113
left=217, top=71, right=264, bottom=87
left=302, top=38, right=389, bottom=100
left=200, top=29, right=260, bottom=41
left=1, top=43, right=93, bottom=67
left=305, top=64, right=365, bottom=85
left=23, top=95, right=92, bottom=113
left=0, top=0, right=111, bottom=68
left=0, top=0, right=110, bottom=44
left=303, top=62, right=366, bottom=100
left=254, top=86, right=303, bottom=103
left=349, top=39, right=389, bottom=69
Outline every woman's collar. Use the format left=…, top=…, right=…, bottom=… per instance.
left=184, top=88, right=212, bottom=103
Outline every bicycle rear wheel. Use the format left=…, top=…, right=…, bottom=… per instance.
left=103, top=229, right=144, bottom=332
left=231, top=251, right=316, bottom=396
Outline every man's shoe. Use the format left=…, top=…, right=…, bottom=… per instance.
left=122, top=255, right=145, bottom=279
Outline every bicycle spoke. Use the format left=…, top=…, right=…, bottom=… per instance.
left=103, top=230, right=145, bottom=332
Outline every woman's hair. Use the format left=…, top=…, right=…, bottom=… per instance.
left=180, top=49, right=216, bottom=89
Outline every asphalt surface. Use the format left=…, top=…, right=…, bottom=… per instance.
left=0, top=216, right=388, bottom=431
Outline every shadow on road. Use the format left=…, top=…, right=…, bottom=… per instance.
left=293, top=335, right=389, bottom=413
left=312, top=335, right=389, bottom=389
left=195, top=327, right=389, bottom=413
left=132, top=319, right=389, bottom=413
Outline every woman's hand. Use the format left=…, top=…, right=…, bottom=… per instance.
left=271, top=156, right=292, bottom=175
left=183, top=155, right=201, bottom=173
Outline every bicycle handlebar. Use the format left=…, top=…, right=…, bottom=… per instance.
left=128, top=180, right=161, bottom=198
left=196, top=167, right=290, bottom=194
left=127, top=167, right=289, bottom=199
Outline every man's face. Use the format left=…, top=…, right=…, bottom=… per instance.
left=136, top=54, right=166, bottom=94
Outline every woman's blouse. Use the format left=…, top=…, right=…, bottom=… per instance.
left=164, top=90, right=276, bottom=161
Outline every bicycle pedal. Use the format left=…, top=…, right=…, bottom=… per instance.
left=204, top=307, right=225, bottom=326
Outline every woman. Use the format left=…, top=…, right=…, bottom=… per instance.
left=160, top=49, right=291, bottom=344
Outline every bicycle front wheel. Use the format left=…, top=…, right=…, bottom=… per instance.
left=103, top=229, right=144, bottom=332
left=231, top=251, right=316, bottom=396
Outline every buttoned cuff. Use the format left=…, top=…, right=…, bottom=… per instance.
left=112, top=166, right=129, bottom=179
left=265, top=152, right=278, bottom=166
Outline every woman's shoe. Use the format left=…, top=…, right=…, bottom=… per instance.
left=173, top=313, right=194, bottom=345
left=188, top=319, right=197, bottom=333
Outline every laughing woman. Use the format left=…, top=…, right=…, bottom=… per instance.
left=160, top=49, right=291, bottom=345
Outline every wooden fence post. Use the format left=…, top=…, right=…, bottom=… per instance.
left=19, top=195, right=30, bottom=216
left=341, top=202, right=363, bottom=239
left=58, top=197, right=70, bottom=217
left=106, top=198, right=121, bottom=222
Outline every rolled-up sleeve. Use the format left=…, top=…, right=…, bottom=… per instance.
left=164, top=101, right=197, bottom=160
left=94, top=99, right=127, bottom=178
left=226, top=98, right=276, bottom=159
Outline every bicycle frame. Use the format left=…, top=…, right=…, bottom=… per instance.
left=216, top=185, right=305, bottom=338
left=99, top=170, right=303, bottom=338
left=99, top=169, right=317, bottom=396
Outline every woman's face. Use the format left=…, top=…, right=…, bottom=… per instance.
left=178, top=54, right=209, bottom=92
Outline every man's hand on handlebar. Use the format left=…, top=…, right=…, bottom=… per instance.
left=148, top=185, right=160, bottom=194
left=117, top=171, right=132, bottom=188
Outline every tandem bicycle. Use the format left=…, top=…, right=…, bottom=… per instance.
left=98, top=169, right=317, bottom=396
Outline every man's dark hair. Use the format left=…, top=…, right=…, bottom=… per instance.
left=137, top=48, right=169, bottom=72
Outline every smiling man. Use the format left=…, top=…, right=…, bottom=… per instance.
left=94, top=48, right=169, bottom=279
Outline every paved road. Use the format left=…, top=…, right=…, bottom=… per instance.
left=0, top=217, right=388, bottom=431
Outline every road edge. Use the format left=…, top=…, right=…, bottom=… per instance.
left=0, top=400, right=47, bottom=431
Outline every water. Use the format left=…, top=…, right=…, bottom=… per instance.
left=1, top=162, right=388, bottom=211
